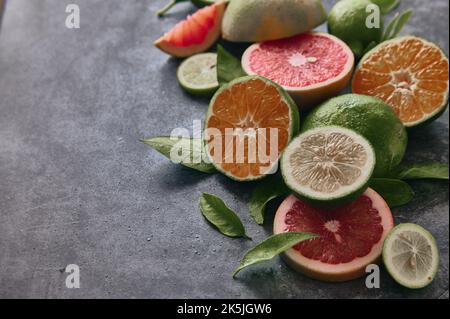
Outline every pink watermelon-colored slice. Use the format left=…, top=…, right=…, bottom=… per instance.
left=273, top=188, right=394, bottom=282
left=154, top=1, right=226, bottom=58
left=242, top=32, right=355, bottom=108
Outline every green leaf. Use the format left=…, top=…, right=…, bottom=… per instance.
left=156, top=0, right=189, bottom=17
left=382, top=12, right=400, bottom=41
left=392, top=162, right=449, bottom=180
left=390, top=9, right=413, bottom=38
left=371, top=0, right=401, bottom=14
left=233, top=232, right=318, bottom=278
left=199, top=193, right=250, bottom=239
left=382, top=9, right=413, bottom=41
left=369, top=178, right=414, bottom=208
left=217, top=44, right=246, bottom=85
left=362, top=41, right=379, bottom=56
left=249, top=175, right=289, bottom=225
left=141, top=136, right=216, bottom=173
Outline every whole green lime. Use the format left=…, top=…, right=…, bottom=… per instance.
left=328, top=0, right=384, bottom=59
left=302, top=94, right=408, bottom=177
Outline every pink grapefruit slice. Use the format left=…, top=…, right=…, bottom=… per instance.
left=242, top=32, right=355, bottom=108
left=273, top=188, right=394, bottom=282
left=154, top=1, right=226, bottom=58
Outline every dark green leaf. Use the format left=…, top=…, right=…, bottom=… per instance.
left=371, top=0, right=401, bottom=14
left=392, top=162, right=449, bottom=180
left=141, top=136, right=216, bottom=173
left=157, top=0, right=189, bottom=17
left=382, top=12, right=400, bottom=41
left=200, top=193, right=250, bottom=238
left=363, top=41, right=379, bottom=56
left=217, top=44, right=246, bottom=85
left=233, top=232, right=318, bottom=278
left=391, top=9, right=413, bottom=38
left=369, top=178, right=414, bottom=208
left=249, top=175, right=289, bottom=225
left=382, top=9, right=413, bottom=41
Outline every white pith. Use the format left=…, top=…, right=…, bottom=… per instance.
left=383, top=224, right=439, bottom=288
left=178, top=53, right=219, bottom=89
left=273, top=188, right=394, bottom=281
left=281, top=126, right=375, bottom=200
left=241, top=32, right=355, bottom=92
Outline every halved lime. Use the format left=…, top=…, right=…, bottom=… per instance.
left=383, top=223, right=440, bottom=289
left=281, top=126, right=375, bottom=208
left=177, top=53, right=219, bottom=96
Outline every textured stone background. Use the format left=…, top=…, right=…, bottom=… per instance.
left=0, top=0, right=448, bottom=298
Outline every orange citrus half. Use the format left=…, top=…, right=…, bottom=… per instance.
left=352, top=36, right=449, bottom=127
left=204, top=76, right=300, bottom=181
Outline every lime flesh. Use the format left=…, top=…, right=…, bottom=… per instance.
left=281, top=126, right=375, bottom=208
left=177, top=53, right=219, bottom=96
left=383, top=223, right=440, bottom=289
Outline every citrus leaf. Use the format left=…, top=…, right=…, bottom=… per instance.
left=200, top=193, right=250, bottom=239
left=233, top=232, right=318, bottom=278
left=141, top=136, right=216, bottom=173
left=249, top=175, right=289, bottom=225
left=382, top=12, right=400, bottom=41
left=156, top=0, right=189, bottom=17
left=382, top=9, right=413, bottom=41
left=369, top=178, right=414, bottom=208
left=371, top=0, right=401, bottom=14
left=390, top=9, right=413, bottom=38
left=217, top=44, right=246, bottom=85
left=392, top=162, right=449, bottom=180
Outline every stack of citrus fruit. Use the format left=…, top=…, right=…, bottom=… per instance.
left=148, top=0, right=447, bottom=289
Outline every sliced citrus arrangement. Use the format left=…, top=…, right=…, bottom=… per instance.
left=281, top=126, right=375, bottom=208
left=383, top=223, right=440, bottom=289
left=204, top=76, right=300, bottom=181
left=242, top=32, right=354, bottom=107
left=352, top=36, right=449, bottom=127
left=274, top=188, right=394, bottom=282
left=177, top=53, right=219, bottom=96
left=154, top=1, right=226, bottom=58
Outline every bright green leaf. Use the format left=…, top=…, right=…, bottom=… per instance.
left=141, top=136, right=216, bottom=173
left=233, top=232, right=318, bottom=278
left=200, top=193, right=250, bottom=239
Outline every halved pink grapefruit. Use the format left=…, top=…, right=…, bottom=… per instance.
left=273, top=188, right=394, bottom=282
left=154, top=1, right=226, bottom=58
left=242, top=32, right=355, bottom=107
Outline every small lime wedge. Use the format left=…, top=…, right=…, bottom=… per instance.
left=177, top=53, right=219, bottom=96
left=383, top=223, right=440, bottom=289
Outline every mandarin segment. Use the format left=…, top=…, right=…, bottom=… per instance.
left=353, top=37, right=449, bottom=126
left=206, top=77, right=297, bottom=181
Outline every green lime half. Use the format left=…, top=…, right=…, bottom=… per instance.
left=383, top=223, right=440, bottom=289
left=177, top=53, right=219, bottom=96
left=281, top=126, right=375, bottom=208
left=302, top=94, right=408, bottom=178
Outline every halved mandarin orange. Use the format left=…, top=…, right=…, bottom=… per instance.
left=352, top=36, right=449, bottom=127
left=204, top=76, right=300, bottom=181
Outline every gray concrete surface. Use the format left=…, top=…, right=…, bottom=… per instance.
left=0, top=0, right=448, bottom=299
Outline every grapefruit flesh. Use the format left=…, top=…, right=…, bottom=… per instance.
left=273, top=188, right=394, bottom=282
left=242, top=32, right=354, bottom=107
left=204, top=76, right=299, bottom=181
left=352, top=36, right=449, bottom=127
left=154, top=1, right=226, bottom=58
